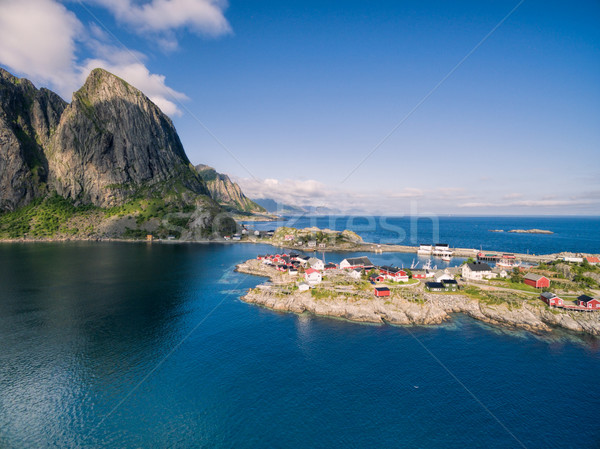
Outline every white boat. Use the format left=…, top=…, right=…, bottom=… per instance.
left=417, top=244, right=433, bottom=255
left=441, top=254, right=452, bottom=262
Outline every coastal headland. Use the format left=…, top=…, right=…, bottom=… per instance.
left=236, top=259, right=600, bottom=336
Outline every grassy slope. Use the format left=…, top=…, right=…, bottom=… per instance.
left=0, top=189, right=235, bottom=240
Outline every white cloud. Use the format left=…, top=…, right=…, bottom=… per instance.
left=79, top=57, right=188, bottom=116
left=0, top=0, right=82, bottom=96
left=236, top=176, right=600, bottom=215
left=0, top=0, right=212, bottom=116
left=459, top=199, right=595, bottom=208
left=502, top=192, right=523, bottom=200
left=236, top=177, right=460, bottom=214
left=87, top=0, right=231, bottom=41
left=385, top=188, right=424, bottom=199
left=238, top=178, right=329, bottom=205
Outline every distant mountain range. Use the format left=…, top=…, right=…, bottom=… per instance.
left=252, top=198, right=340, bottom=215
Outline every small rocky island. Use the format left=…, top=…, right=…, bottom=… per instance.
left=489, top=229, right=554, bottom=234
left=509, top=229, right=554, bottom=234
left=237, top=259, right=600, bottom=336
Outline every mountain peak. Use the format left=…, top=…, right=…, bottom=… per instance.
left=195, top=164, right=266, bottom=214
left=75, top=67, right=142, bottom=105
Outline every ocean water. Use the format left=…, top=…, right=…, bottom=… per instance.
left=246, top=215, right=600, bottom=255
left=0, top=241, right=599, bottom=448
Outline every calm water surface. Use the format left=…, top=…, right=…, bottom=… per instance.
left=246, top=215, right=600, bottom=254
left=0, top=242, right=599, bottom=448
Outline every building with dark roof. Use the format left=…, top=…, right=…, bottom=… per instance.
left=339, top=256, right=374, bottom=270
left=374, top=287, right=390, bottom=297
left=461, top=262, right=495, bottom=281
left=425, top=282, right=444, bottom=291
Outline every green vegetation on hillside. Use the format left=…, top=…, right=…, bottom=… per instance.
left=0, top=194, right=96, bottom=238
left=0, top=189, right=237, bottom=240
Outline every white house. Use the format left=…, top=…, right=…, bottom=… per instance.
left=298, top=282, right=310, bottom=291
left=304, top=268, right=322, bottom=285
left=348, top=268, right=362, bottom=280
left=339, top=256, right=373, bottom=270
left=308, top=257, right=325, bottom=271
left=461, top=262, right=496, bottom=281
left=492, top=267, right=508, bottom=278
left=296, top=256, right=310, bottom=267
left=433, top=270, right=454, bottom=283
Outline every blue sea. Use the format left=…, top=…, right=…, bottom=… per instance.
left=246, top=215, right=600, bottom=255
left=1, top=217, right=599, bottom=448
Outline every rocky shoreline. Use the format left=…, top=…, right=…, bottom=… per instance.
left=236, top=260, right=600, bottom=336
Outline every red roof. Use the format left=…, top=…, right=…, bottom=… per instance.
left=586, top=256, right=600, bottom=263
left=305, top=268, right=319, bottom=275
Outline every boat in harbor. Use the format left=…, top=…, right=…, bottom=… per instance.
left=417, top=244, right=432, bottom=255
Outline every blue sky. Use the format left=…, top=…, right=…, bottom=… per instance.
left=1, top=0, right=599, bottom=214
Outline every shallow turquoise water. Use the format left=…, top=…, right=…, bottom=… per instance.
left=0, top=242, right=599, bottom=448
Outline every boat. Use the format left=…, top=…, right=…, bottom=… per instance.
left=417, top=244, right=433, bottom=255
left=441, top=254, right=452, bottom=262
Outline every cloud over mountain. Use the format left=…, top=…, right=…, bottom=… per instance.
left=0, top=0, right=230, bottom=116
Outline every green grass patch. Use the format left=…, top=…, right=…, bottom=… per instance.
left=310, top=288, right=334, bottom=300
left=0, top=194, right=96, bottom=238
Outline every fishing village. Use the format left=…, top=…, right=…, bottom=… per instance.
left=233, top=226, right=600, bottom=335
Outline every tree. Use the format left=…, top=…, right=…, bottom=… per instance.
left=510, top=267, right=522, bottom=283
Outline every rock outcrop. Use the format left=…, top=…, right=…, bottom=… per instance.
left=0, top=68, right=66, bottom=210
left=0, top=67, right=209, bottom=210
left=48, top=68, right=208, bottom=207
left=0, top=67, right=257, bottom=239
left=195, top=164, right=265, bottom=213
left=237, top=259, right=600, bottom=336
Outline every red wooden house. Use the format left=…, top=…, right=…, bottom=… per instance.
left=374, top=287, right=390, bottom=297
left=523, top=273, right=550, bottom=288
left=540, top=292, right=563, bottom=307
left=577, top=295, right=600, bottom=310
left=379, top=266, right=409, bottom=282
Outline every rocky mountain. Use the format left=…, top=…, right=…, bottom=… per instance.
left=252, top=198, right=305, bottom=214
left=195, top=164, right=265, bottom=213
left=252, top=197, right=340, bottom=215
left=48, top=68, right=209, bottom=207
left=0, top=68, right=66, bottom=211
left=0, top=67, right=250, bottom=239
left=0, top=67, right=208, bottom=210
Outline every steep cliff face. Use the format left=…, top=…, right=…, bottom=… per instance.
left=0, top=67, right=262, bottom=239
left=0, top=68, right=66, bottom=210
left=48, top=68, right=208, bottom=207
left=196, top=164, right=265, bottom=213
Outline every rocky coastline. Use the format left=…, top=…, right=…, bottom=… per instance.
left=236, top=260, right=600, bottom=336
